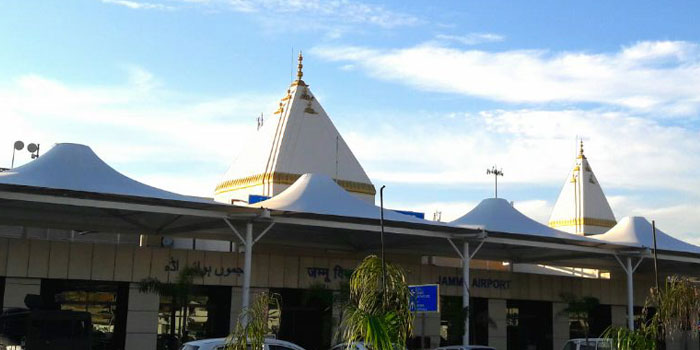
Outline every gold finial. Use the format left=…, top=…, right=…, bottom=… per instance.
left=296, top=51, right=304, bottom=81
left=578, top=140, right=586, bottom=159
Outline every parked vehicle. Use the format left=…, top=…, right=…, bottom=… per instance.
left=0, top=308, right=92, bottom=350
left=434, top=346, right=496, bottom=350
left=180, top=337, right=306, bottom=350
left=562, top=338, right=612, bottom=350
left=331, top=342, right=409, bottom=350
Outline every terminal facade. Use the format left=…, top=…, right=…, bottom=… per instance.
left=0, top=54, right=697, bottom=350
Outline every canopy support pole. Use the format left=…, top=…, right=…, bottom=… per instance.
left=242, top=222, right=253, bottom=324
left=463, top=241, right=470, bottom=346
left=451, top=237, right=483, bottom=346
left=223, top=219, right=274, bottom=326
left=614, top=254, right=644, bottom=330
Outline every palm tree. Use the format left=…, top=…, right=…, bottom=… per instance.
left=226, top=292, right=282, bottom=350
left=338, top=255, right=413, bottom=350
left=138, top=265, right=205, bottom=347
left=602, top=275, right=700, bottom=350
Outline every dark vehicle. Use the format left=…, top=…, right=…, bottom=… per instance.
left=0, top=308, right=92, bottom=350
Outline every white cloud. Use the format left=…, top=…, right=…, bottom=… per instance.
left=101, top=0, right=174, bottom=10
left=341, top=108, right=700, bottom=198
left=435, top=33, right=505, bottom=46
left=100, top=0, right=419, bottom=28
left=312, top=41, right=700, bottom=114
left=0, top=69, right=279, bottom=196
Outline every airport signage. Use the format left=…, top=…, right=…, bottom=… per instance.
left=409, top=284, right=439, bottom=313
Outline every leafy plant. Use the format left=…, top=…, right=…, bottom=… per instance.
left=226, top=292, right=282, bottom=350
left=601, top=275, right=700, bottom=350
left=338, top=255, right=413, bottom=350
left=645, top=276, right=700, bottom=340
left=602, top=326, right=655, bottom=350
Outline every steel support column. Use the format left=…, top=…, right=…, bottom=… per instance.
left=242, top=222, right=253, bottom=323
left=463, top=241, right=470, bottom=346
left=626, top=256, right=634, bottom=330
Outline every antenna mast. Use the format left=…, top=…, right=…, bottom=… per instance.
left=486, top=165, right=504, bottom=198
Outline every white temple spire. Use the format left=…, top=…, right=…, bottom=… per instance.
left=548, top=141, right=616, bottom=235
left=214, top=53, right=375, bottom=204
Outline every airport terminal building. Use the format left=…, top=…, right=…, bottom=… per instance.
left=0, top=56, right=698, bottom=350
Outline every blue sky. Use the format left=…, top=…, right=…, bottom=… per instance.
left=1, top=0, right=700, bottom=243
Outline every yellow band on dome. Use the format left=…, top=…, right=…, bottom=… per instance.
left=548, top=218, right=617, bottom=228
left=215, top=172, right=377, bottom=196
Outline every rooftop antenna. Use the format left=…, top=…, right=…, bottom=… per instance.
left=432, top=210, right=442, bottom=222
left=256, top=112, right=264, bottom=130
left=652, top=220, right=659, bottom=291
left=486, top=165, right=504, bottom=198
left=11, top=141, right=24, bottom=168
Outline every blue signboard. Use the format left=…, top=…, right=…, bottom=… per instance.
left=409, top=284, right=439, bottom=313
left=248, top=194, right=271, bottom=204
left=394, top=210, right=425, bottom=219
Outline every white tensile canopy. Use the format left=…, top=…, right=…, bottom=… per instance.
left=591, top=216, right=700, bottom=330
left=595, top=216, right=700, bottom=255
left=251, top=173, right=431, bottom=224
left=451, top=197, right=598, bottom=242
left=0, top=143, right=210, bottom=203
left=0, top=145, right=698, bottom=339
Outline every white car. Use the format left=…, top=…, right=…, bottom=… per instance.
left=180, top=337, right=306, bottom=350
left=331, top=342, right=407, bottom=350
left=562, top=338, right=612, bottom=350
left=434, top=346, right=496, bottom=350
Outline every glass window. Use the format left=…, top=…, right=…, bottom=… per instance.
left=561, top=342, right=576, bottom=350
left=158, top=295, right=209, bottom=343
left=41, top=280, right=127, bottom=350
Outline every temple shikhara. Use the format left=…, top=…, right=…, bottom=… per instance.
left=214, top=53, right=376, bottom=205
left=549, top=141, right=617, bottom=235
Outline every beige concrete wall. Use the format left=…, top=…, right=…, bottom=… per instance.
left=0, top=236, right=663, bottom=350
left=488, top=299, right=507, bottom=349
left=552, top=302, right=570, bottom=350
left=412, top=312, right=441, bottom=349
left=125, top=283, right=160, bottom=350
left=0, top=237, right=657, bottom=313
left=3, top=277, right=40, bottom=310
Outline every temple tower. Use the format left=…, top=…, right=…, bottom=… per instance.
left=214, top=52, right=376, bottom=204
left=548, top=141, right=616, bottom=235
